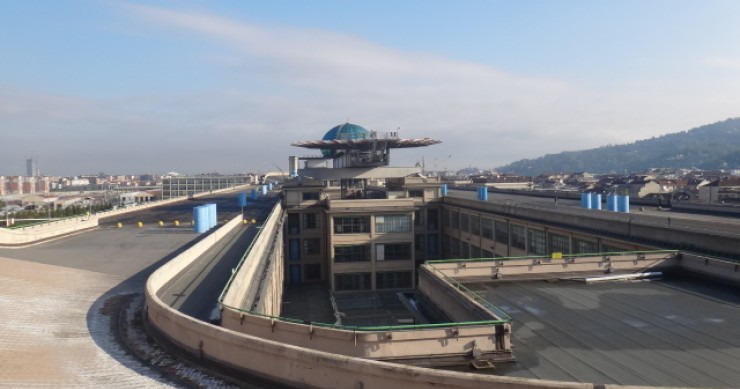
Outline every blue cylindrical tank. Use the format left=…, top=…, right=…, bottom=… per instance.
left=261, top=185, right=268, bottom=195
left=268, top=183, right=274, bottom=191
left=607, top=194, right=617, bottom=211
left=238, top=192, right=247, bottom=207
left=209, top=203, right=217, bottom=228
left=251, top=188, right=258, bottom=200
left=478, top=186, right=489, bottom=201
left=440, top=184, right=448, bottom=196
left=193, top=206, right=208, bottom=233
left=590, top=193, right=602, bottom=210
left=618, top=195, right=630, bottom=213
left=581, top=192, right=592, bottom=209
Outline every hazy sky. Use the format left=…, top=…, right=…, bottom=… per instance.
left=2, top=1, right=740, bottom=176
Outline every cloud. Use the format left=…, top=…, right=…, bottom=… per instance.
left=3, top=3, right=739, bottom=176
left=705, top=57, right=740, bottom=71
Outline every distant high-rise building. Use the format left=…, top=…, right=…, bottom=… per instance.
left=26, top=157, right=37, bottom=177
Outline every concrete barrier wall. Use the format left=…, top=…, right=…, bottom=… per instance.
left=0, top=216, right=98, bottom=245
left=428, top=252, right=678, bottom=280
left=0, top=184, right=251, bottom=246
left=220, top=306, right=507, bottom=363
left=417, top=265, right=499, bottom=323
left=679, top=253, right=740, bottom=283
left=443, top=197, right=740, bottom=258
left=145, top=209, right=691, bottom=387
left=220, top=203, right=284, bottom=313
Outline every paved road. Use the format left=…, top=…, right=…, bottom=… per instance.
left=0, top=188, right=268, bottom=387
left=158, top=195, right=278, bottom=322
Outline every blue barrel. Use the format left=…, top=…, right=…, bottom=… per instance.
left=193, top=206, right=209, bottom=233
left=209, top=203, right=217, bottom=228
left=251, top=188, right=258, bottom=200
left=581, top=192, right=592, bottom=209
left=590, top=193, right=602, bottom=210
left=440, top=184, right=448, bottom=196
left=478, top=186, right=489, bottom=201
left=238, top=192, right=247, bottom=207
left=618, top=195, right=630, bottom=213
left=268, top=182, right=274, bottom=191
left=607, top=194, right=617, bottom=211
left=261, top=185, right=268, bottom=195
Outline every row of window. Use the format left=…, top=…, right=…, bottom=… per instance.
left=443, top=232, right=622, bottom=258
left=334, top=271, right=412, bottom=291
left=287, top=212, right=321, bottom=235
left=333, top=214, right=413, bottom=234
left=334, top=243, right=412, bottom=262
left=289, top=211, right=439, bottom=236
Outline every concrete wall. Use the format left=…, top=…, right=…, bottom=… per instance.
left=0, top=184, right=250, bottom=246
left=220, top=203, right=284, bottom=315
left=427, top=252, right=678, bottom=280
left=443, top=196, right=740, bottom=258
left=0, top=215, right=98, bottom=245
left=679, top=253, right=740, bottom=283
left=146, top=210, right=699, bottom=387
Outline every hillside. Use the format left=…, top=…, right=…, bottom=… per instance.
left=496, top=118, right=740, bottom=175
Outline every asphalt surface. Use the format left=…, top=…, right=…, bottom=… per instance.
left=0, top=187, right=274, bottom=387
left=460, top=275, right=740, bottom=388
left=157, top=195, right=278, bottom=321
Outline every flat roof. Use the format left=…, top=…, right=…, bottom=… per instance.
left=460, top=275, right=740, bottom=387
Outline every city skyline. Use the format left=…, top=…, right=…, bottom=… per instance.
left=2, top=1, right=740, bottom=176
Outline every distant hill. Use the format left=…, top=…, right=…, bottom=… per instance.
left=496, top=118, right=740, bottom=175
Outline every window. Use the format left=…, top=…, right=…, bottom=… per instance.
left=495, top=220, right=509, bottom=245
left=409, top=190, right=424, bottom=198
left=481, top=219, right=494, bottom=240
left=549, top=233, right=570, bottom=255
left=334, top=245, right=370, bottom=262
left=288, top=213, right=300, bottom=235
left=511, top=224, right=526, bottom=250
left=573, top=238, right=597, bottom=254
left=443, top=209, right=451, bottom=228
left=470, top=245, right=481, bottom=258
left=470, top=215, right=480, bottom=236
left=304, top=264, right=322, bottom=281
left=303, top=238, right=321, bottom=255
left=427, top=234, right=439, bottom=257
left=333, top=216, right=370, bottom=234
left=375, top=214, right=411, bottom=233
left=442, top=235, right=451, bottom=258
left=288, top=239, right=300, bottom=261
left=414, top=210, right=424, bottom=226
left=528, top=229, right=546, bottom=255
left=602, top=244, right=628, bottom=253
left=451, top=210, right=459, bottom=230
left=427, top=209, right=439, bottom=230
left=414, top=234, right=426, bottom=252
left=450, top=237, right=460, bottom=258
left=482, top=249, right=493, bottom=258
left=302, top=191, right=320, bottom=200
left=377, top=243, right=411, bottom=261
left=335, top=273, right=371, bottom=291
left=303, top=213, right=320, bottom=229
left=460, top=242, right=470, bottom=259
left=460, top=213, right=470, bottom=233
left=376, top=271, right=412, bottom=289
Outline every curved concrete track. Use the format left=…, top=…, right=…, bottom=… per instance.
left=0, top=190, right=267, bottom=387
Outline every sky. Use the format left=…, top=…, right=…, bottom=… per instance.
left=2, top=0, right=740, bottom=176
